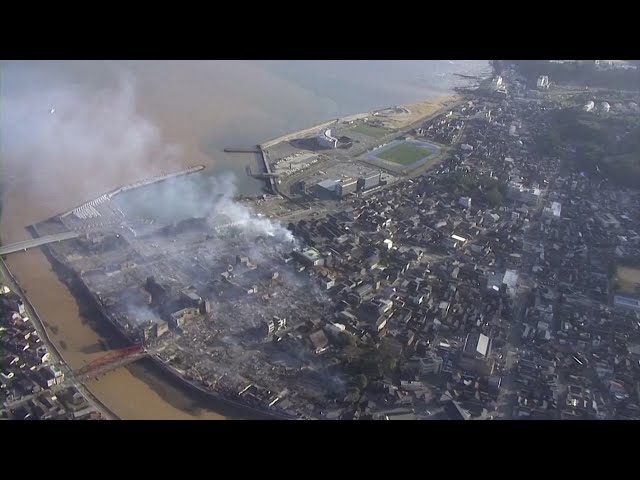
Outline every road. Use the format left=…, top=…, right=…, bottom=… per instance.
left=0, top=256, right=117, bottom=419
left=279, top=99, right=465, bottom=197
left=495, top=292, right=525, bottom=419
left=0, top=231, right=79, bottom=255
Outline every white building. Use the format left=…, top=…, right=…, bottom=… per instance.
left=543, top=201, right=562, bottom=218
left=503, top=270, right=519, bottom=296
left=459, top=197, right=472, bottom=209
left=536, top=75, right=550, bottom=89
left=600, top=102, right=610, bottom=113
left=509, top=125, right=517, bottom=136
left=451, top=234, right=467, bottom=245
left=317, top=129, right=338, bottom=149
left=584, top=101, right=595, bottom=112
left=487, top=270, right=518, bottom=296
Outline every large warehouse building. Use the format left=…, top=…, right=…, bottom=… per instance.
left=358, top=172, right=381, bottom=192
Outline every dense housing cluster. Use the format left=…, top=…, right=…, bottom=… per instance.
left=0, top=285, right=103, bottom=420
left=21, top=62, right=640, bottom=420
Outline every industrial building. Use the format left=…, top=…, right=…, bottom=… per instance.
left=313, top=179, right=338, bottom=199
left=313, top=176, right=367, bottom=199
left=357, top=172, right=381, bottom=192
left=336, top=178, right=358, bottom=198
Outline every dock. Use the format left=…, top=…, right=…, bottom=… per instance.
left=227, top=145, right=279, bottom=195
left=224, top=148, right=261, bottom=153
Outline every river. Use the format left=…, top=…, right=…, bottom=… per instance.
left=0, top=60, right=490, bottom=419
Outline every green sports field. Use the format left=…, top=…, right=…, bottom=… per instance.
left=350, top=123, right=389, bottom=138
left=377, top=143, right=434, bottom=165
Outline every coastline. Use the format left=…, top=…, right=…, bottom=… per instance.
left=4, top=91, right=472, bottom=420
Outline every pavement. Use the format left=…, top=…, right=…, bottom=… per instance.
left=0, top=231, right=79, bottom=255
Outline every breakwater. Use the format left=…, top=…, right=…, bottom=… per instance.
left=59, top=166, right=205, bottom=218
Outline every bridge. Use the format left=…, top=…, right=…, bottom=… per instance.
left=3, top=344, right=150, bottom=411
left=0, top=231, right=80, bottom=256
left=73, top=344, right=149, bottom=382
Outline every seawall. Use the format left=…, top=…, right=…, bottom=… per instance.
left=261, top=119, right=338, bottom=150
left=59, top=165, right=206, bottom=218
left=0, top=249, right=119, bottom=420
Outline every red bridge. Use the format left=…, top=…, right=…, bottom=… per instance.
left=74, top=344, right=148, bottom=382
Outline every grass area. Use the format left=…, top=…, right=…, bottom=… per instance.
left=406, top=147, right=449, bottom=178
left=377, top=143, right=435, bottom=166
left=615, top=266, right=640, bottom=295
left=350, top=123, right=390, bottom=138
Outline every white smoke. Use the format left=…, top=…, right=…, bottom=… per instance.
left=1, top=65, right=183, bottom=209
left=208, top=175, right=296, bottom=245
left=1, top=62, right=297, bottom=250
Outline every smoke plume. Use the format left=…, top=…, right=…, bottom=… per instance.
left=1, top=65, right=183, bottom=212
left=1, top=62, right=296, bottom=249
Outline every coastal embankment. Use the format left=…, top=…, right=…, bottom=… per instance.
left=261, top=119, right=338, bottom=150
left=0, top=255, right=118, bottom=420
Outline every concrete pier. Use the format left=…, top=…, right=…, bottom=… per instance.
left=224, top=148, right=261, bottom=153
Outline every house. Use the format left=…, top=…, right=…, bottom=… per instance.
left=320, top=277, right=336, bottom=290
left=169, top=307, right=200, bottom=329
left=459, top=197, right=472, bottom=209
left=309, top=330, right=329, bottom=354
left=293, top=247, right=324, bottom=267
left=38, top=368, right=57, bottom=388
left=463, top=332, right=492, bottom=360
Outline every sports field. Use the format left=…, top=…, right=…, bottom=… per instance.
left=377, top=142, right=435, bottom=166
left=350, top=124, right=389, bottom=138
left=616, top=265, right=640, bottom=294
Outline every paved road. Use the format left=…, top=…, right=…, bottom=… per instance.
left=0, top=231, right=79, bottom=255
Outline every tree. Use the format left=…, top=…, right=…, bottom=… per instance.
left=346, top=387, right=361, bottom=404
left=354, top=374, right=368, bottom=391
left=485, top=188, right=504, bottom=207
left=338, top=333, right=358, bottom=348
left=342, top=343, right=361, bottom=363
